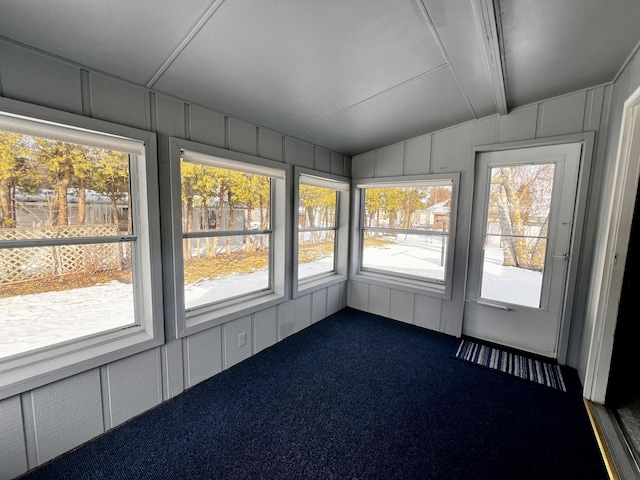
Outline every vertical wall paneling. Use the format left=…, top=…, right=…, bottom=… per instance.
left=497, top=104, right=538, bottom=142
left=0, top=396, right=27, bottom=480
left=293, top=294, right=312, bottom=333
left=331, top=151, right=345, bottom=176
left=161, top=340, right=185, bottom=400
left=277, top=301, right=296, bottom=341
left=389, top=289, right=415, bottom=324
left=311, top=289, right=327, bottom=324
left=155, top=94, right=186, bottom=138
left=339, top=281, right=348, bottom=309
left=314, top=147, right=331, bottom=172
left=536, top=91, right=587, bottom=138
left=185, top=326, right=223, bottom=388
left=583, top=87, right=606, bottom=132
left=431, top=123, right=474, bottom=173
left=229, top=117, right=258, bottom=156
left=259, top=128, right=284, bottom=162
left=343, top=156, right=352, bottom=178
left=189, top=104, right=226, bottom=147
left=80, top=69, right=91, bottom=116
left=104, top=349, right=163, bottom=429
left=89, top=73, right=149, bottom=130
left=351, top=151, right=374, bottom=178
left=472, top=115, right=498, bottom=146
left=374, top=143, right=404, bottom=177
left=404, top=134, right=431, bottom=175
left=223, top=315, right=253, bottom=369
left=253, top=306, right=278, bottom=354
left=413, top=294, right=442, bottom=331
left=368, top=285, right=391, bottom=317
left=30, top=370, right=104, bottom=465
left=348, top=281, right=369, bottom=312
left=0, top=42, right=82, bottom=114
left=285, top=137, right=314, bottom=168
left=327, top=283, right=341, bottom=316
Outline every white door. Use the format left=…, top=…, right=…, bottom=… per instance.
left=463, top=143, right=582, bottom=358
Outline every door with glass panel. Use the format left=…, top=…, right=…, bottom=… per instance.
left=463, top=143, right=582, bottom=358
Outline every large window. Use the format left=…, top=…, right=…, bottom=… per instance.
left=0, top=99, right=162, bottom=398
left=354, top=174, right=459, bottom=297
left=168, top=139, right=289, bottom=335
left=294, top=168, right=349, bottom=295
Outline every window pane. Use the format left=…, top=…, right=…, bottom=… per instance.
left=183, top=234, right=270, bottom=309
left=180, top=159, right=271, bottom=234
left=362, top=231, right=447, bottom=281
left=299, top=185, right=336, bottom=228
left=0, top=243, right=135, bottom=359
left=480, top=163, right=555, bottom=308
left=364, top=185, right=452, bottom=230
left=0, top=131, right=132, bottom=234
left=298, top=231, right=335, bottom=280
left=481, top=236, right=547, bottom=308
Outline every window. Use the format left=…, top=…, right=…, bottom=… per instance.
left=168, top=139, right=290, bottom=335
left=0, top=98, right=162, bottom=398
left=294, top=168, right=349, bottom=296
left=353, top=174, right=459, bottom=297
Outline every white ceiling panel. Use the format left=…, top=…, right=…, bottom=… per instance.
left=499, top=0, right=640, bottom=107
left=153, top=0, right=446, bottom=135
left=293, top=66, right=473, bottom=155
left=0, top=0, right=213, bottom=84
left=420, top=0, right=497, bottom=118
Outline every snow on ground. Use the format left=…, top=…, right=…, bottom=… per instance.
left=0, top=240, right=544, bottom=359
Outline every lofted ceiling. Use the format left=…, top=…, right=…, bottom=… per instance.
left=0, top=0, right=639, bottom=156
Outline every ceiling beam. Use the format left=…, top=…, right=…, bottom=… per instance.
left=471, top=0, right=509, bottom=115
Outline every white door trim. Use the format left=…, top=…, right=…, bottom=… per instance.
left=471, top=132, right=595, bottom=364
left=584, top=85, right=640, bottom=403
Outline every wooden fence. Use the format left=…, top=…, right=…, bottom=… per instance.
left=0, top=225, right=125, bottom=285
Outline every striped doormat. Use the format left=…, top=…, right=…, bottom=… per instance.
left=453, top=338, right=567, bottom=393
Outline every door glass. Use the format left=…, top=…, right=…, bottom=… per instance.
left=480, top=163, right=555, bottom=308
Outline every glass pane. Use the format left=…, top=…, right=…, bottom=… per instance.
left=0, top=243, right=135, bottom=359
left=364, top=185, right=452, bottom=231
left=180, top=159, right=271, bottom=234
left=299, top=185, right=336, bottom=228
left=362, top=231, right=447, bottom=281
left=480, top=163, right=555, bottom=307
left=183, top=234, right=270, bottom=309
left=298, top=231, right=335, bottom=280
left=0, top=131, right=132, bottom=235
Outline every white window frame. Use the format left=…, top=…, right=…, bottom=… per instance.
left=166, top=138, right=291, bottom=337
left=293, top=167, right=350, bottom=297
left=350, top=173, right=460, bottom=299
left=0, top=97, right=163, bottom=400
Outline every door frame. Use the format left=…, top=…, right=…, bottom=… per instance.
left=468, top=132, right=595, bottom=365
left=584, top=85, right=640, bottom=403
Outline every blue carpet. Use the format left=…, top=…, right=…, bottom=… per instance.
left=453, top=338, right=568, bottom=392
left=20, top=308, right=608, bottom=479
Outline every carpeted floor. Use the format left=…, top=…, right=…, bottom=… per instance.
left=19, top=308, right=608, bottom=479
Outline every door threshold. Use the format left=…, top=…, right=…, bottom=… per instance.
left=584, top=398, right=640, bottom=479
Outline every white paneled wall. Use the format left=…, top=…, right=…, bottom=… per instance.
left=350, top=84, right=613, bottom=351
left=0, top=38, right=351, bottom=480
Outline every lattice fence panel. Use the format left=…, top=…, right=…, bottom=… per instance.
left=0, top=225, right=122, bottom=285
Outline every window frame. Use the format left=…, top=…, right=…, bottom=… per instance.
left=350, top=173, right=460, bottom=299
left=166, top=138, right=291, bottom=338
left=293, top=167, right=350, bottom=298
left=0, top=97, right=163, bottom=401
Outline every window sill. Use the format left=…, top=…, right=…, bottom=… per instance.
left=294, top=273, right=347, bottom=298
left=350, top=271, right=451, bottom=300
left=0, top=327, right=162, bottom=401
left=182, top=292, right=287, bottom=337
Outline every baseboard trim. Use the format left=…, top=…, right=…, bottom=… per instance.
left=584, top=398, right=640, bottom=480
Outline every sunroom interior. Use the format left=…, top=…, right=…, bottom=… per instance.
left=1, top=0, right=640, bottom=478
